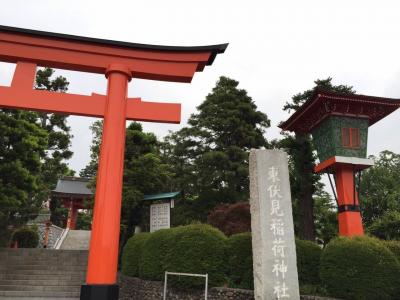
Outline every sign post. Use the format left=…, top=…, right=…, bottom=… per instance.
left=150, top=203, right=171, bottom=232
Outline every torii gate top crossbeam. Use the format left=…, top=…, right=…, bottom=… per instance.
left=0, top=26, right=228, bottom=123
left=0, top=25, right=228, bottom=82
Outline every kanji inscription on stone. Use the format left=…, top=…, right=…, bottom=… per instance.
left=249, top=149, right=300, bottom=300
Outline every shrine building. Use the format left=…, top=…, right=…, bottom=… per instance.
left=52, top=177, right=93, bottom=230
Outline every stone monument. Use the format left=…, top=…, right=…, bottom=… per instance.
left=249, top=149, right=300, bottom=300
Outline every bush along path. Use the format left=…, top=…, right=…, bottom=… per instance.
left=121, top=224, right=400, bottom=300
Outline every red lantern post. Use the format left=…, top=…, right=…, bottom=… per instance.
left=280, top=90, right=400, bottom=237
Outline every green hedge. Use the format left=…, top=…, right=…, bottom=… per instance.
left=295, top=239, right=322, bottom=286
left=121, top=233, right=150, bottom=277
left=225, top=233, right=253, bottom=289
left=163, top=224, right=227, bottom=288
left=122, top=224, right=227, bottom=289
left=384, top=240, right=400, bottom=263
left=320, top=236, right=400, bottom=300
left=12, top=226, right=39, bottom=248
left=140, top=229, right=176, bottom=280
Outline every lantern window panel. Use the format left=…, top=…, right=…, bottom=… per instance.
left=342, top=127, right=360, bottom=148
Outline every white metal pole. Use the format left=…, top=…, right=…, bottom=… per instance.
left=205, top=273, right=208, bottom=300
left=163, top=271, right=168, bottom=300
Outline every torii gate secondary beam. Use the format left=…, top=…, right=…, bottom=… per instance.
left=0, top=25, right=227, bottom=300
left=0, top=62, right=181, bottom=123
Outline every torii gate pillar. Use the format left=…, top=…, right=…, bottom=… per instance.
left=0, top=25, right=227, bottom=300
left=83, top=65, right=131, bottom=296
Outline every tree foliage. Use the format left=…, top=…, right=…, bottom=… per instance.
left=207, top=202, right=251, bottom=236
left=0, top=67, right=73, bottom=240
left=81, top=121, right=172, bottom=246
left=313, top=191, right=338, bottom=246
left=368, top=210, right=400, bottom=241
left=0, top=110, right=48, bottom=240
left=163, top=76, right=270, bottom=222
left=34, top=68, right=74, bottom=227
left=360, top=150, right=400, bottom=226
left=11, top=226, right=39, bottom=248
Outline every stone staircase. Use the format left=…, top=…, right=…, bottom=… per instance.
left=0, top=248, right=88, bottom=299
left=60, top=230, right=91, bottom=250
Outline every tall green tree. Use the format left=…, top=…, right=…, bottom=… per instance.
left=281, top=77, right=355, bottom=240
left=0, top=110, right=48, bottom=245
left=81, top=121, right=172, bottom=245
left=0, top=67, right=74, bottom=241
left=79, top=120, right=102, bottom=179
left=360, top=150, right=400, bottom=226
left=313, top=190, right=338, bottom=246
left=35, top=68, right=72, bottom=185
left=163, top=76, right=270, bottom=223
left=34, top=68, right=74, bottom=226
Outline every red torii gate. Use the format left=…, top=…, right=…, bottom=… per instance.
left=0, top=25, right=227, bottom=300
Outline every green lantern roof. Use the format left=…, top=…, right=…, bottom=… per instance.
left=143, top=191, right=181, bottom=201
left=279, top=90, right=400, bottom=133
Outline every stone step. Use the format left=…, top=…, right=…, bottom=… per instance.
left=60, top=230, right=91, bottom=250
left=0, top=284, right=81, bottom=292
left=0, top=256, right=86, bottom=261
left=4, top=269, right=86, bottom=275
left=0, top=297, right=78, bottom=300
left=0, top=279, right=84, bottom=286
left=2, top=274, right=85, bottom=281
left=1, top=253, right=88, bottom=258
left=4, top=261, right=87, bottom=267
left=2, top=258, right=87, bottom=264
left=0, top=248, right=86, bottom=299
left=0, top=290, right=80, bottom=298
left=7, top=264, right=87, bottom=271
left=0, top=249, right=88, bottom=254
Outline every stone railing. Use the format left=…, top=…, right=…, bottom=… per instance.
left=35, top=223, right=64, bottom=249
left=118, top=274, right=339, bottom=300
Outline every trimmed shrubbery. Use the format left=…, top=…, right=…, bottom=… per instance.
left=163, top=224, right=227, bottom=288
left=122, top=224, right=227, bottom=288
left=320, top=236, right=400, bottom=300
left=122, top=225, right=400, bottom=299
left=121, top=233, right=150, bottom=277
left=11, top=226, right=39, bottom=248
left=384, top=240, right=400, bottom=263
left=140, top=229, right=176, bottom=281
left=295, top=238, right=322, bottom=286
left=225, top=232, right=253, bottom=289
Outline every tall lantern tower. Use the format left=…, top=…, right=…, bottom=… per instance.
left=280, top=90, right=400, bottom=236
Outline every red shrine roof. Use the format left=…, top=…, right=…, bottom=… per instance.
left=52, top=176, right=93, bottom=198
left=279, top=90, right=400, bottom=133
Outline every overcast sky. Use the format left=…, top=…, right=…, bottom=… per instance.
left=0, top=0, right=399, bottom=174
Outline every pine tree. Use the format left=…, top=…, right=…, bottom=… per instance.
left=164, top=76, right=270, bottom=222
